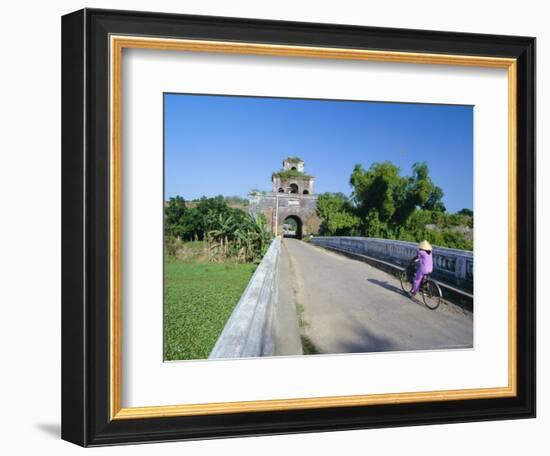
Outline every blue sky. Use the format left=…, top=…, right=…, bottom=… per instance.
left=164, top=93, right=473, bottom=212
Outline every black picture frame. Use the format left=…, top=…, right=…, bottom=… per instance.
left=62, top=8, right=535, bottom=447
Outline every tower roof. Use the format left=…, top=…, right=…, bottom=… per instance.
left=284, top=156, right=304, bottom=164
left=282, top=157, right=307, bottom=174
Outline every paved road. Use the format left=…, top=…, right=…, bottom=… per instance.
left=282, top=238, right=473, bottom=354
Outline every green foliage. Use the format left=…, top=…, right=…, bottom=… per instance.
left=316, top=192, right=360, bottom=236
left=165, top=195, right=272, bottom=263
left=350, top=161, right=402, bottom=225
left=164, top=196, right=188, bottom=238
left=189, top=195, right=249, bottom=206
left=163, top=259, right=255, bottom=360
left=206, top=211, right=272, bottom=263
left=403, top=210, right=473, bottom=250
left=315, top=161, right=472, bottom=250
left=165, top=195, right=226, bottom=241
left=272, top=169, right=312, bottom=179
left=350, top=161, right=446, bottom=237
left=457, top=208, right=473, bottom=217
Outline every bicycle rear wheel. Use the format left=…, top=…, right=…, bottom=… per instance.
left=400, top=269, right=413, bottom=294
left=422, top=279, right=442, bottom=310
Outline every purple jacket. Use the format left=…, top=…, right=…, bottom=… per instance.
left=417, top=250, right=433, bottom=274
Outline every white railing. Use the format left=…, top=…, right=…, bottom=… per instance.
left=209, top=237, right=281, bottom=359
left=311, top=236, right=473, bottom=289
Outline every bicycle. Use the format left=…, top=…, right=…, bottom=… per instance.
left=399, top=263, right=443, bottom=310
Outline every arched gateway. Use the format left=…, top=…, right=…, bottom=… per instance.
left=248, top=157, right=321, bottom=237
left=282, top=215, right=303, bottom=239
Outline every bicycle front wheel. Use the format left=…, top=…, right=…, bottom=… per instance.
left=422, top=280, right=442, bottom=310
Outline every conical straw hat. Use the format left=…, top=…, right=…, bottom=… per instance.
left=419, top=240, right=432, bottom=251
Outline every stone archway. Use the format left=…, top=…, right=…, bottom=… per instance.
left=282, top=215, right=303, bottom=239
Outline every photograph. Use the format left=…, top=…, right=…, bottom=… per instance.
left=163, top=93, right=474, bottom=361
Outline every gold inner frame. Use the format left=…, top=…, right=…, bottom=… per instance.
left=109, top=35, right=518, bottom=420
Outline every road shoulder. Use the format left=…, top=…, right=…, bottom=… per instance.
left=273, top=239, right=303, bottom=356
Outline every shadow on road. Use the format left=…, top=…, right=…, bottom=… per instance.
left=367, top=278, right=426, bottom=309
left=332, top=317, right=397, bottom=353
left=367, top=278, right=403, bottom=295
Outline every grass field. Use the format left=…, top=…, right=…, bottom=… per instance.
left=164, top=256, right=255, bottom=361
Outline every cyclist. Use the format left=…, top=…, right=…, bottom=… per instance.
left=408, top=240, right=433, bottom=297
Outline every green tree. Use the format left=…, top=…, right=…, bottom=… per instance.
left=424, top=186, right=446, bottom=212
left=165, top=196, right=187, bottom=238
left=392, top=162, right=445, bottom=231
left=165, top=195, right=273, bottom=262
left=349, top=161, right=445, bottom=237
left=350, top=162, right=402, bottom=225
left=316, top=193, right=360, bottom=236
left=457, top=208, right=473, bottom=217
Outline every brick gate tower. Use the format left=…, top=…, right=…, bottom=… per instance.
left=248, top=157, right=321, bottom=238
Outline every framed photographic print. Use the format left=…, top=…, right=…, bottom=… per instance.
left=61, top=8, right=536, bottom=447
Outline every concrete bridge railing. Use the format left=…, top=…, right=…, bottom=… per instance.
left=209, top=236, right=281, bottom=359
left=311, top=236, right=473, bottom=291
